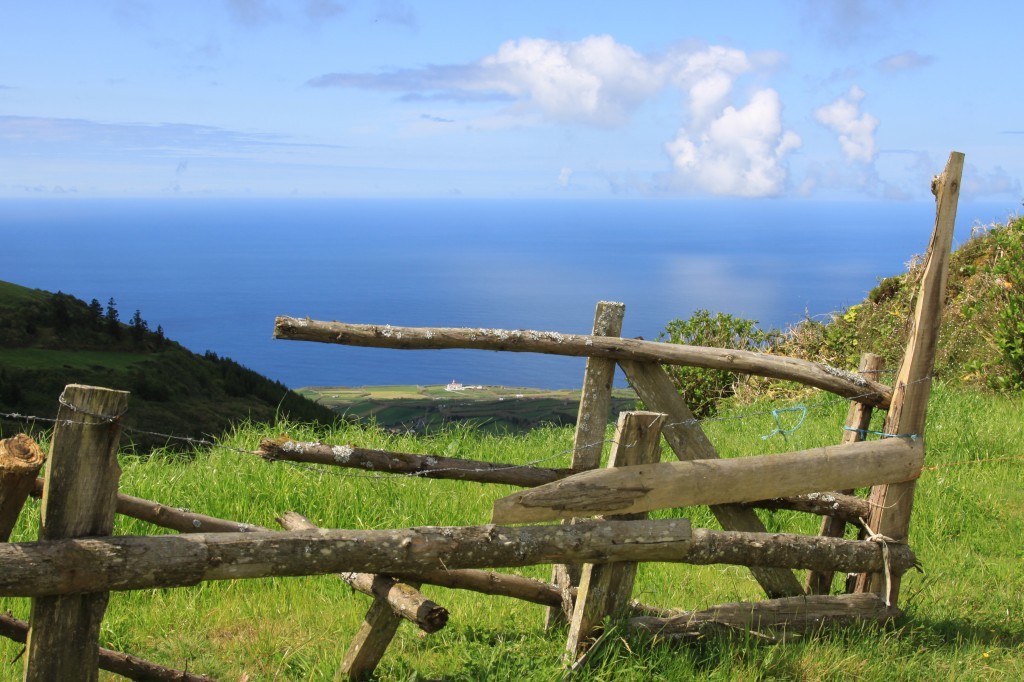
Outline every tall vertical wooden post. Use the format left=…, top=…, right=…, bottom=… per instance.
left=24, top=385, right=129, bottom=682
left=805, top=353, right=882, bottom=595
left=564, top=411, right=665, bottom=663
left=545, top=301, right=625, bottom=628
left=855, top=151, right=964, bottom=603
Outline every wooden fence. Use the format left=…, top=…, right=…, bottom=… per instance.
left=0, top=152, right=963, bottom=679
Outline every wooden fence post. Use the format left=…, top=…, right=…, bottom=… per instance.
left=805, top=352, right=883, bottom=595
left=24, top=384, right=128, bottom=682
left=855, top=151, right=964, bottom=603
left=546, top=301, right=625, bottom=629
left=0, top=434, right=44, bottom=543
left=617, top=360, right=805, bottom=598
left=564, top=411, right=664, bottom=663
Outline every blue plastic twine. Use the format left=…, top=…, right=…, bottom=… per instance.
left=761, top=405, right=808, bottom=441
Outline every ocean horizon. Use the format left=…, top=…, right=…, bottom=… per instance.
left=3, top=197, right=1015, bottom=390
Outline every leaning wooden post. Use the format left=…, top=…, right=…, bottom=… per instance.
left=855, top=151, right=964, bottom=603
left=24, top=385, right=129, bottom=682
left=0, top=434, right=45, bottom=543
left=806, top=352, right=883, bottom=595
left=617, top=360, right=805, bottom=597
left=546, top=300, right=625, bottom=629
left=564, top=411, right=665, bottom=662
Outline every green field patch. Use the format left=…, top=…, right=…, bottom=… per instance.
left=298, top=384, right=638, bottom=433
left=0, top=348, right=152, bottom=371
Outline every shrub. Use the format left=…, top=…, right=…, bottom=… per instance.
left=658, top=310, right=780, bottom=418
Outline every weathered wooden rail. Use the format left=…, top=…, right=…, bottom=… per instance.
left=0, top=152, right=963, bottom=678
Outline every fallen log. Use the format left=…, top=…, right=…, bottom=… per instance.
left=277, top=512, right=448, bottom=634
left=629, top=593, right=900, bottom=642
left=0, top=521, right=919, bottom=598
left=492, top=438, right=923, bottom=524
left=257, top=438, right=571, bottom=487
left=0, top=612, right=213, bottom=682
left=1, top=434, right=44, bottom=542
left=273, top=317, right=893, bottom=407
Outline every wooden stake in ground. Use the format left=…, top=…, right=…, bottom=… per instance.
left=24, top=384, right=129, bottom=682
left=806, top=353, right=882, bottom=595
left=617, top=360, right=805, bottom=598
left=856, top=151, right=964, bottom=603
left=0, top=434, right=44, bottom=543
left=547, top=300, right=625, bottom=629
left=565, top=411, right=664, bottom=662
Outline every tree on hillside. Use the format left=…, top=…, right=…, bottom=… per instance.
left=130, top=309, right=149, bottom=347
left=105, top=298, right=121, bottom=339
left=87, top=298, right=104, bottom=330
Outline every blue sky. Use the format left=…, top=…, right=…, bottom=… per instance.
left=1, top=1, right=1022, bottom=202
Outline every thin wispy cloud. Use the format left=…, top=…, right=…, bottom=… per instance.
left=875, top=50, right=935, bottom=73
left=226, top=0, right=281, bottom=26
left=374, top=0, right=415, bottom=27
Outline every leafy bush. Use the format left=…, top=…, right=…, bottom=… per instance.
left=658, top=310, right=780, bottom=417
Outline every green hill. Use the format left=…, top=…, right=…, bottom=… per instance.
left=773, top=213, right=1024, bottom=390
left=0, top=281, right=338, bottom=451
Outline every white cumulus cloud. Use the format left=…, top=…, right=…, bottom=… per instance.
left=815, top=86, right=879, bottom=163
left=665, top=89, right=801, bottom=197
left=479, top=35, right=663, bottom=126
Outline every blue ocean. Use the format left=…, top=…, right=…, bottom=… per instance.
left=1, top=198, right=1012, bottom=389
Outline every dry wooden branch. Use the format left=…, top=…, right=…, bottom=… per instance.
left=740, top=492, right=872, bottom=523
left=257, top=437, right=571, bottom=487
left=628, top=593, right=900, bottom=641
left=277, top=512, right=448, bottom=634
left=31, top=478, right=271, bottom=534
left=0, top=434, right=44, bottom=542
left=492, top=437, right=923, bottom=524
left=1, top=612, right=213, bottom=682
left=273, top=317, right=893, bottom=407
left=0, top=521, right=920, bottom=597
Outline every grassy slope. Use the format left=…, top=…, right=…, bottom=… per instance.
left=2, top=386, right=1021, bottom=681
left=0, top=280, right=338, bottom=450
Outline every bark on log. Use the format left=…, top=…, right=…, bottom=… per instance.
left=0, top=522, right=921, bottom=597
left=0, top=612, right=213, bottom=682
left=740, top=492, right=872, bottom=523
left=492, top=438, right=923, bottom=524
left=273, top=317, right=892, bottom=407
left=257, top=438, right=570, bottom=487
left=628, top=593, right=900, bottom=641
left=277, top=512, right=448, bottom=634
left=619, top=359, right=804, bottom=598
left=0, top=434, right=44, bottom=542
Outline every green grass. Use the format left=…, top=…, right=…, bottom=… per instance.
left=2, top=386, right=1022, bottom=680
left=0, top=348, right=152, bottom=371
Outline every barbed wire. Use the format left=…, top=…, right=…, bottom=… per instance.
left=0, top=373, right=935, bottom=486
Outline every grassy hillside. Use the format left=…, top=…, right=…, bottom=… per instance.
left=1, top=386, right=1020, bottom=680
left=775, top=214, right=1024, bottom=390
left=0, top=280, right=338, bottom=450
